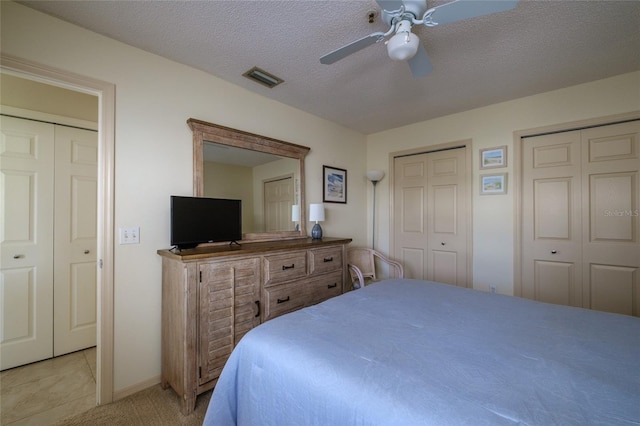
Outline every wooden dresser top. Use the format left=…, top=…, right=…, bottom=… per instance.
left=157, top=237, right=352, bottom=261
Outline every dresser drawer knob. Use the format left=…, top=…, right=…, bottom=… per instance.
left=327, top=283, right=337, bottom=289
left=323, top=257, right=334, bottom=262
left=277, top=296, right=290, bottom=304
left=282, top=264, right=295, bottom=270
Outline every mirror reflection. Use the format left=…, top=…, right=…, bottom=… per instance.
left=203, top=141, right=300, bottom=233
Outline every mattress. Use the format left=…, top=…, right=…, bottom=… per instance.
left=204, top=279, right=640, bottom=425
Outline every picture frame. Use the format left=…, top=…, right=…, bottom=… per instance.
left=323, top=165, right=347, bottom=203
left=480, top=173, right=507, bottom=195
left=480, top=146, right=507, bottom=169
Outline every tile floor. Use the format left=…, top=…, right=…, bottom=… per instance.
left=1, top=347, right=97, bottom=426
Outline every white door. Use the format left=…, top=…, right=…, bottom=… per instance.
left=264, top=176, right=293, bottom=232
left=1, top=116, right=55, bottom=370
left=393, top=147, right=469, bottom=286
left=522, top=131, right=583, bottom=306
left=1, top=117, right=97, bottom=370
left=580, top=122, right=640, bottom=315
left=53, top=125, right=98, bottom=355
left=521, top=120, right=640, bottom=316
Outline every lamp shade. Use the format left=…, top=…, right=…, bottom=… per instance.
left=291, top=204, right=300, bottom=222
left=366, top=170, right=385, bottom=182
left=309, top=203, right=325, bottom=222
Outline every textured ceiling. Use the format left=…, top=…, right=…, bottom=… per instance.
left=19, top=0, right=640, bottom=134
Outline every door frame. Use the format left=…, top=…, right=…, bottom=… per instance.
left=512, top=110, right=640, bottom=298
left=1, top=53, right=115, bottom=405
left=389, top=139, right=474, bottom=286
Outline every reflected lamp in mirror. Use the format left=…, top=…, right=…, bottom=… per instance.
left=291, top=204, right=300, bottom=231
left=309, top=203, right=325, bottom=240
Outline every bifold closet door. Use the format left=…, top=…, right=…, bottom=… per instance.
left=0, top=116, right=55, bottom=370
left=393, top=148, right=468, bottom=287
left=522, top=120, right=639, bottom=316
left=0, top=116, right=97, bottom=370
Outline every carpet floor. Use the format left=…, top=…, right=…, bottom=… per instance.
left=53, top=385, right=212, bottom=425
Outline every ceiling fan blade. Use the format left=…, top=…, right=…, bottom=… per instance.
left=407, top=40, right=432, bottom=78
left=428, top=0, right=518, bottom=26
left=375, top=0, right=406, bottom=13
left=320, top=32, right=385, bottom=65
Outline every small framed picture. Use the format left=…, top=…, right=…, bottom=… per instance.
left=480, top=146, right=507, bottom=169
left=323, top=165, right=347, bottom=204
left=480, top=173, right=507, bottom=195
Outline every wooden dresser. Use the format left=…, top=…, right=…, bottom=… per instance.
left=157, top=237, right=352, bottom=415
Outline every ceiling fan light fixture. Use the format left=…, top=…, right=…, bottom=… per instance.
left=386, top=31, right=419, bottom=61
left=386, top=20, right=419, bottom=61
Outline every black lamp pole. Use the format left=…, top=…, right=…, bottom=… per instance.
left=371, top=179, right=378, bottom=249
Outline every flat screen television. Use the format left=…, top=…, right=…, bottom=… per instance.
left=170, top=196, right=242, bottom=249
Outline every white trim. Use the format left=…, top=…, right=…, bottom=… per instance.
left=1, top=53, right=116, bottom=405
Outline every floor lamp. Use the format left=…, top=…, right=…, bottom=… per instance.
left=366, top=170, right=385, bottom=249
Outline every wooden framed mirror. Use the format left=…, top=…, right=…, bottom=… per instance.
left=189, top=118, right=310, bottom=242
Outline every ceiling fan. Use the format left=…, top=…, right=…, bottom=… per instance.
left=320, top=0, right=519, bottom=78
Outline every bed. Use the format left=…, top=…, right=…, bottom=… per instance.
left=204, top=279, right=640, bottom=425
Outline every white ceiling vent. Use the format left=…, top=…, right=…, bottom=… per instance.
left=242, top=67, right=284, bottom=88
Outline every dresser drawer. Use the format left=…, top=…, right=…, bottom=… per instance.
left=263, top=251, right=307, bottom=286
left=308, top=246, right=343, bottom=275
left=307, top=270, right=343, bottom=305
left=263, top=281, right=307, bottom=321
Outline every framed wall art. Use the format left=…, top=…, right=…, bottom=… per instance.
left=480, top=146, right=507, bottom=169
left=323, top=165, right=347, bottom=203
left=480, top=173, right=507, bottom=195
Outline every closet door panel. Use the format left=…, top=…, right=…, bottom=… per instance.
left=0, top=116, right=55, bottom=370
left=522, top=131, right=583, bottom=306
left=53, top=125, right=98, bottom=356
left=581, top=121, right=640, bottom=315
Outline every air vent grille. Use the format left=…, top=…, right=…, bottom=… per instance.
left=242, top=67, right=284, bottom=88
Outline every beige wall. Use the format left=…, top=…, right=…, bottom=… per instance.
left=367, top=71, right=640, bottom=295
left=1, top=73, right=98, bottom=121
left=203, top=161, right=256, bottom=232
left=1, top=1, right=367, bottom=394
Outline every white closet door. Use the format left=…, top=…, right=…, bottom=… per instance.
left=1, top=116, right=55, bottom=370
left=521, top=131, right=583, bottom=307
left=521, top=120, right=639, bottom=316
left=393, top=147, right=469, bottom=287
left=263, top=176, right=293, bottom=232
left=580, top=121, right=640, bottom=316
left=53, top=125, right=98, bottom=355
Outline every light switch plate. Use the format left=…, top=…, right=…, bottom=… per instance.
left=119, top=226, right=140, bottom=244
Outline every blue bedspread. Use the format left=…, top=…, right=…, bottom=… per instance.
left=204, top=279, right=640, bottom=425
